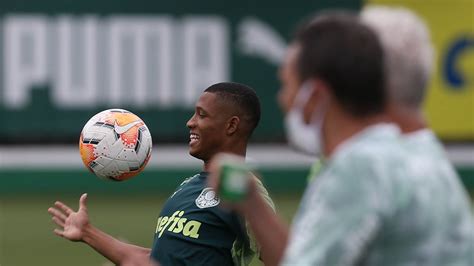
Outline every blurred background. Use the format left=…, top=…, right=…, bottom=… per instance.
left=0, top=0, right=472, bottom=265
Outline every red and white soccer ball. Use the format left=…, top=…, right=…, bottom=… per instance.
left=79, top=109, right=152, bottom=181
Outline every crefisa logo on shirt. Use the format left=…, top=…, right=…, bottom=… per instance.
left=195, top=187, right=220, bottom=209
left=155, top=210, right=202, bottom=239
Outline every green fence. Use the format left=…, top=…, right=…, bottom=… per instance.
left=1, top=167, right=472, bottom=195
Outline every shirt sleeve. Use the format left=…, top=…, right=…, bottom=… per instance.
left=281, top=157, right=386, bottom=266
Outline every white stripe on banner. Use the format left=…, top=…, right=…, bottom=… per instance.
left=0, top=144, right=316, bottom=170
left=0, top=144, right=472, bottom=170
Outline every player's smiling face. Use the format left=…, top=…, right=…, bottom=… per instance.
left=186, top=92, right=230, bottom=162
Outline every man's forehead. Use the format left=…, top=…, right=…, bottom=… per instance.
left=196, top=92, right=216, bottom=106
left=281, top=46, right=299, bottom=73
left=286, top=44, right=300, bottom=61
left=195, top=92, right=228, bottom=112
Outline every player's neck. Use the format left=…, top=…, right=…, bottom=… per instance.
left=202, top=146, right=247, bottom=172
left=203, top=161, right=212, bottom=172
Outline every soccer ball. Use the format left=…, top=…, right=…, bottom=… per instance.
left=79, top=109, right=152, bottom=181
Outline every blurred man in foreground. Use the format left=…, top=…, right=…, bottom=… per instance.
left=214, top=12, right=387, bottom=265
left=211, top=11, right=473, bottom=265
left=362, top=6, right=473, bottom=263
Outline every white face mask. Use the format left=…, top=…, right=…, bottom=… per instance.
left=284, top=82, right=326, bottom=156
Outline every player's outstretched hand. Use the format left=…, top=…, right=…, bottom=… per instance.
left=48, top=193, right=90, bottom=242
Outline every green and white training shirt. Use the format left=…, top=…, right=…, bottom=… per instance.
left=400, top=129, right=473, bottom=264
left=281, top=124, right=473, bottom=266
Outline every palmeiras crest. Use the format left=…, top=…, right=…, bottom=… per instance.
left=195, top=187, right=220, bottom=209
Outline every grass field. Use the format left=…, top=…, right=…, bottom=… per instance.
left=1, top=146, right=473, bottom=265
left=0, top=193, right=302, bottom=266
left=1, top=187, right=473, bottom=266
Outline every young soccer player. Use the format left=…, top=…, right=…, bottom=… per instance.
left=48, top=82, right=273, bottom=266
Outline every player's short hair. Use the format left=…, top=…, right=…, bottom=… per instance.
left=361, top=6, right=434, bottom=109
left=205, top=82, right=261, bottom=138
left=295, top=12, right=385, bottom=117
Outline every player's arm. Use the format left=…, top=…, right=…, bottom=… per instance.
left=48, top=193, right=151, bottom=265
left=81, top=224, right=151, bottom=265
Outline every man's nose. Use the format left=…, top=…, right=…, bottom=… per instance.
left=186, top=115, right=196, bottom=128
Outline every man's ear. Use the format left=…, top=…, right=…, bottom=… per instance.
left=226, top=116, right=240, bottom=135
left=303, top=79, right=330, bottom=124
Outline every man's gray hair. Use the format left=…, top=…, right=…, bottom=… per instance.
left=361, top=6, right=434, bottom=109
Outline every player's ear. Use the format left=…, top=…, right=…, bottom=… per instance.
left=226, top=116, right=240, bottom=136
